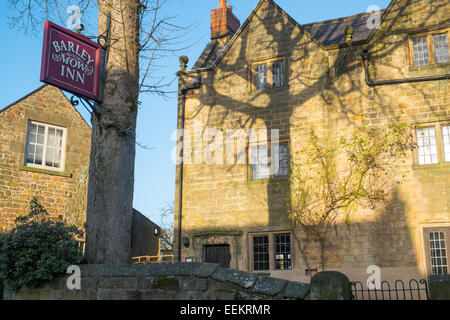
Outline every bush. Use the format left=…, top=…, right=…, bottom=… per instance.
left=0, top=197, right=83, bottom=290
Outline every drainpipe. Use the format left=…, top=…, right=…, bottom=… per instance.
left=176, top=57, right=202, bottom=262
left=361, top=50, right=450, bottom=87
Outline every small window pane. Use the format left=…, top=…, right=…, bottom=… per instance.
left=46, top=148, right=55, bottom=167
left=434, top=34, right=449, bottom=64
left=416, top=127, right=438, bottom=165
left=255, top=64, right=267, bottom=91
left=36, top=132, right=45, bottom=145
left=34, top=146, right=43, bottom=165
left=48, top=128, right=55, bottom=146
left=29, top=124, right=37, bottom=135
left=37, top=125, right=45, bottom=135
left=413, top=37, right=429, bottom=67
left=272, top=61, right=284, bottom=88
left=443, top=126, right=450, bottom=162
left=56, top=130, right=64, bottom=146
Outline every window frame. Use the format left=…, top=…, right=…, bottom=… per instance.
left=411, top=36, right=430, bottom=67
left=409, top=28, right=450, bottom=68
left=24, top=120, right=67, bottom=172
left=250, top=57, right=286, bottom=92
left=254, top=63, right=268, bottom=92
left=413, top=123, right=450, bottom=167
left=442, top=124, right=450, bottom=163
left=274, top=233, right=292, bottom=271
left=422, top=226, right=449, bottom=276
left=271, top=60, right=284, bottom=88
left=249, top=232, right=293, bottom=273
left=415, top=126, right=439, bottom=165
left=251, top=235, right=270, bottom=271
left=433, top=33, right=449, bottom=64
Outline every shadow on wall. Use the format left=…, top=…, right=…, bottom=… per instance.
left=177, top=0, right=447, bottom=282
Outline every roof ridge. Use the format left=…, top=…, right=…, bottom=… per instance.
left=189, top=0, right=391, bottom=71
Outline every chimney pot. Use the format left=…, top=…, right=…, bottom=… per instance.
left=220, top=0, right=227, bottom=8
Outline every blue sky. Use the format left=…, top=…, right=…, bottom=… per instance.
left=0, top=0, right=392, bottom=224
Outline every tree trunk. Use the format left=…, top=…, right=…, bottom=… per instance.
left=320, top=241, right=327, bottom=271
left=292, top=230, right=313, bottom=280
left=85, top=0, right=140, bottom=264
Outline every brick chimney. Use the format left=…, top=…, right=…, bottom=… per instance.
left=211, top=0, right=240, bottom=39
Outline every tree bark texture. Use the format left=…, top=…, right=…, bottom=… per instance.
left=85, top=0, right=140, bottom=264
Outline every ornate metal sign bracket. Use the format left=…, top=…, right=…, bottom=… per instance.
left=70, top=95, right=100, bottom=119
left=70, top=13, right=111, bottom=121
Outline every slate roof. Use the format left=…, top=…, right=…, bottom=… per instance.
left=303, top=11, right=385, bottom=47
left=192, top=41, right=226, bottom=70
left=191, top=8, right=385, bottom=71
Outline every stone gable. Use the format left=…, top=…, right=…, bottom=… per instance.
left=0, top=85, right=91, bottom=230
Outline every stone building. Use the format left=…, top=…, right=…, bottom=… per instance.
left=175, top=0, right=450, bottom=283
left=0, top=84, right=161, bottom=258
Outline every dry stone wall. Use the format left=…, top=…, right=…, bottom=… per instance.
left=3, top=263, right=315, bottom=300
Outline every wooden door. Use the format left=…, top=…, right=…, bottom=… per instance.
left=204, top=245, right=231, bottom=268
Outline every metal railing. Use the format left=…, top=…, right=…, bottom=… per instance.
left=132, top=255, right=174, bottom=264
left=351, top=279, right=430, bottom=300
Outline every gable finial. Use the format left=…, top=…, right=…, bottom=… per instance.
left=176, top=56, right=189, bottom=77
left=344, top=25, right=354, bottom=45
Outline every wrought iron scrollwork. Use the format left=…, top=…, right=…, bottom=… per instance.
left=70, top=95, right=100, bottom=119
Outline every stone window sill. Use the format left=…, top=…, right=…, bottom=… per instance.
left=19, top=165, right=73, bottom=178
left=247, top=175, right=289, bottom=185
left=408, top=61, right=450, bottom=72
left=412, top=162, right=450, bottom=171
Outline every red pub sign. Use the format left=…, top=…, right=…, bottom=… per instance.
left=40, top=21, right=102, bottom=102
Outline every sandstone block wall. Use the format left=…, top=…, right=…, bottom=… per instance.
left=175, top=0, right=450, bottom=283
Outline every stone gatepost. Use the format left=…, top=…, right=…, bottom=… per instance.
left=309, top=271, right=352, bottom=300
left=428, top=274, right=450, bottom=300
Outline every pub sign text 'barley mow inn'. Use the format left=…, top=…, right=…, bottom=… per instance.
left=40, top=21, right=102, bottom=102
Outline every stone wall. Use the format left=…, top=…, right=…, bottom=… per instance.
left=2, top=266, right=449, bottom=300
left=3, top=263, right=316, bottom=300
left=0, top=85, right=91, bottom=230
